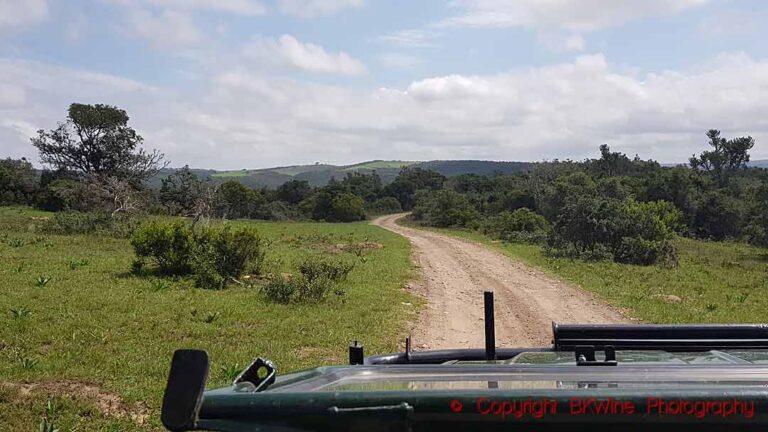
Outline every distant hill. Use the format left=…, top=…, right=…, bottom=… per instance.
left=148, top=159, right=533, bottom=189
left=749, top=159, right=768, bottom=168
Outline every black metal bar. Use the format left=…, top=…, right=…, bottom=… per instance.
left=484, top=291, right=496, bottom=361
left=349, top=341, right=364, bottom=365
left=364, top=348, right=552, bottom=365
left=553, top=323, right=768, bottom=351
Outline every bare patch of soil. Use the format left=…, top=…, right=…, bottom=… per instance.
left=1, top=380, right=150, bottom=425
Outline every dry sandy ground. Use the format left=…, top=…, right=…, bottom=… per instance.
left=372, top=214, right=626, bottom=349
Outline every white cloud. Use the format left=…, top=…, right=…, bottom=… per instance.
left=440, top=0, right=709, bottom=32
left=0, top=0, right=48, bottom=30
left=378, top=29, right=441, bottom=48
left=378, top=53, right=422, bottom=70
left=3, top=52, right=768, bottom=169
left=107, top=0, right=266, bottom=16
left=126, top=9, right=200, bottom=50
left=437, top=1, right=710, bottom=53
left=244, top=35, right=366, bottom=75
left=277, top=0, right=363, bottom=17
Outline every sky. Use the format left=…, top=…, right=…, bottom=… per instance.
left=1, top=0, right=767, bottom=169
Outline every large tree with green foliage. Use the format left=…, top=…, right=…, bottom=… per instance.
left=31, top=103, right=166, bottom=183
left=689, top=129, right=754, bottom=185
left=0, top=158, right=38, bottom=205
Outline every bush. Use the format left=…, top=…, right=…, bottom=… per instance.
left=43, top=211, right=139, bottom=238
left=547, top=196, right=677, bottom=266
left=192, top=225, right=265, bottom=289
left=481, top=208, right=549, bottom=244
left=262, top=276, right=296, bottom=304
left=298, top=256, right=354, bottom=284
left=262, top=256, right=353, bottom=303
left=130, top=220, right=194, bottom=275
left=131, top=221, right=265, bottom=288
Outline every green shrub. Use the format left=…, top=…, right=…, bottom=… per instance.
left=298, top=256, right=354, bottom=284
left=43, top=211, right=112, bottom=235
left=481, top=208, right=549, bottom=244
left=547, top=196, right=678, bottom=266
left=131, top=221, right=265, bottom=288
left=262, top=257, right=353, bottom=303
left=130, top=220, right=194, bottom=275
left=43, top=211, right=140, bottom=238
left=262, top=276, right=296, bottom=304
left=192, top=225, right=265, bottom=289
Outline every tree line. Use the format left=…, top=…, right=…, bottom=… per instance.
left=1, top=103, right=766, bottom=268
left=0, top=103, right=441, bottom=224
left=411, top=133, right=765, bottom=266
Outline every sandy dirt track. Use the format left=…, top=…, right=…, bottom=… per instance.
left=372, top=213, right=626, bottom=349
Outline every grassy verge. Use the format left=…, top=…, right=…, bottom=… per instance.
left=401, top=219, right=768, bottom=324
left=0, top=207, right=417, bottom=431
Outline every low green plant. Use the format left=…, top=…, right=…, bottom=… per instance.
left=220, top=363, right=241, bottom=382
left=38, top=418, right=59, bottom=432
left=131, top=220, right=194, bottom=275
left=150, top=279, right=170, bottom=292
left=263, top=257, right=354, bottom=303
left=131, top=221, right=265, bottom=289
left=192, top=225, right=264, bottom=289
left=20, top=357, right=38, bottom=369
left=262, top=275, right=296, bottom=303
left=67, top=258, right=89, bottom=270
left=35, top=276, right=52, bottom=287
left=10, top=306, right=31, bottom=318
left=203, top=311, right=220, bottom=324
left=7, top=237, right=26, bottom=247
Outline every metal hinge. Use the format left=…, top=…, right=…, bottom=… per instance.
left=575, top=345, right=617, bottom=366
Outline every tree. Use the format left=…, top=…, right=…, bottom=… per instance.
left=329, top=193, right=366, bottom=222
left=159, top=166, right=204, bottom=215
left=275, top=180, right=311, bottom=205
left=0, top=158, right=38, bottom=205
left=411, top=190, right=479, bottom=228
left=384, top=168, right=445, bottom=210
left=31, top=103, right=166, bottom=183
left=216, top=181, right=265, bottom=219
left=689, top=129, right=754, bottom=185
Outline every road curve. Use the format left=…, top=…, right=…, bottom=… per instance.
left=372, top=213, right=627, bottom=349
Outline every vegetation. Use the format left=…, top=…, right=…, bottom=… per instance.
left=410, top=130, right=765, bottom=267
left=0, top=207, right=416, bottom=431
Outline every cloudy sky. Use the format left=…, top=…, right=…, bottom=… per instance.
left=1, top=0, right=767, bottom=169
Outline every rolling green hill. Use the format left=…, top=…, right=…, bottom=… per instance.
left=150, top=159, right=533, bottom=189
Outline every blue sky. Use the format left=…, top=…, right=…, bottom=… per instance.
left=1, top=0, right=767, bottom=169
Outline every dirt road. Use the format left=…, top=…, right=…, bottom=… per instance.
left=372, top=214, right=626, bottom=349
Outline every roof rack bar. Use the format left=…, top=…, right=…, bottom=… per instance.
left=553, top=323, right=768, bottom=351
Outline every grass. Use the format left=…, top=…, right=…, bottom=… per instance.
left=209, top=170, right=250, bottom=178
left=407, top=221, right=768, bottom=324
left=341, top=160, right=419, bottom=171
left=0, top=207, right=418, bottom=431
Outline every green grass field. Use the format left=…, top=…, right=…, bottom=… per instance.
left=341, top=161, right=418, bottom=171
left=209, top=170, right=250, bottom=178
left=0, top=207, right=418, bottom=431
left=412, top=222, right=768, bottom=324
